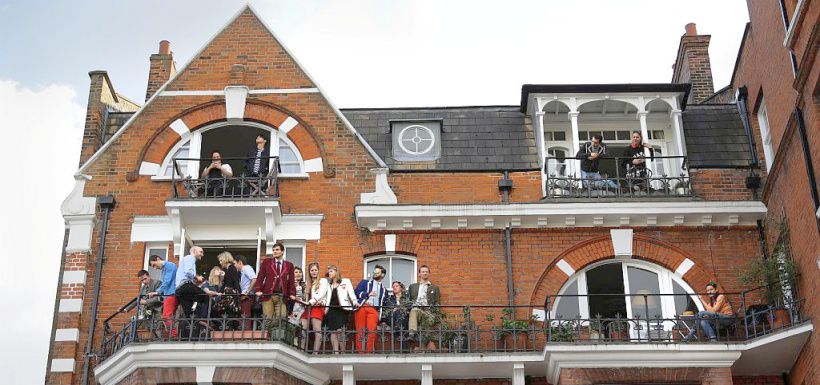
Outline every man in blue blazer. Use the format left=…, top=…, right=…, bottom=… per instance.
left=354, top=265, right=388, bottom=353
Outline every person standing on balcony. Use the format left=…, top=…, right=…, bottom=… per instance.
left=324, top=265, right=358, bottom=353
left=685, top=282, right=734, bottom=341
left=354, top=265, right=389, bottom=353
left=235, top=255, right=257, bottom=328
left=407, top=265, right=440, bottom=341
left=244, top=134, right=270, bottom=177
left=175, top=246, right=207, bottom=319
left=148, top=255, right=178, bottom=336
left=122, top=270, right=162, bottom=321
left=621, top=131, right=654, bottom=191
left=301, top=262, right=328, bottom=352
left=215, top=252, right=242, bottom=321
left=255, top=242, right=296, bottom=322
left=576, top=133, right=618, bottom=190
left=201, top=150, right=233, bottom=197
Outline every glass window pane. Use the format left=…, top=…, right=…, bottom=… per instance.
left=652, top=130, right=664, bottom=140
left=553, top=131, right=566, bottom=141
left=627, top=266, right=662, bottom=320
left=672, top=280, right=698, bottom=315
left=586, top=263, right=626, bottom=319
left=164, top=143, right=190, bottom=176
left=279, top=139, right=297, bottom=162
left=285, top=247, right=303, bottom=270
left=390, top=258, right=415, bottom=287
left=146, top=248, right=167, bottom=281
left=603, top=131, right=616, bottom=141
left=617, top=131, right=631, bottom=140
left=555, top=280, right=580, bottom=320
left=579, top=131, right=588, bottom=141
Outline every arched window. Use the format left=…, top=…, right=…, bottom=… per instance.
left=157, top=123, right=306, bottom=178
left=550, top=260, right=701, bottom=337
left=363, top=255, right=417, bottom=288
left=546, top=147, right=569, bottom=176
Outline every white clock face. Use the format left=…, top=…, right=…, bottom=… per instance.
left=398, top=125, right=436, bottom=155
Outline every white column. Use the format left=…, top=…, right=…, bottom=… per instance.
left=421, top=364, right=433, bottom=385
left=535, top=111, right=547, bottom=197
left=569, top=111, right=580, bottom=176
left=637, top=111, right=654, bottom=174
left=670, top=109, right=686, bottom=174
left=512, top=363, right=526, bottom=385
left=342, top=365, right=355, bottom=385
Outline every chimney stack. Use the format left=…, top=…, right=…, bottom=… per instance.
left=672, top=23, right=715, bottom=104
left=145, top=40, right=176, bottom=101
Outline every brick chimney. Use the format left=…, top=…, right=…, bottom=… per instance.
left=671, top=23, right=715, bottom=104
left=145, top=40, right=176, bottom=101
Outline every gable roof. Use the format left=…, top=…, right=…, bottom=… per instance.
left=682, top=104, right=754, bottom=168
left=77, top=5, right=386, bottom=176
left=343, top=106, right=540, bottom=172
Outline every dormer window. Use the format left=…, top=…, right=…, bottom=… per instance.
left=391, top=121, right=441, bottom=162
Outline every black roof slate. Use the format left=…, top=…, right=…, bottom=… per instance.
left=341, top=106, right=540, bottom=171
left=682, top=104, right=754, bottom=168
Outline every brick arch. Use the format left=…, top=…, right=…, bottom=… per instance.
left=527, top=234, right=718, bottom=307
left=131, top=99, right=333, bottom=180
left=358, top=233, right=427, bottom=257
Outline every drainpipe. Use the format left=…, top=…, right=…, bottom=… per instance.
left=736, top=87, right=762, bottom=198
left=498, top=171, right=515, bottom=308
left=81, top=195, right=116, bottom=385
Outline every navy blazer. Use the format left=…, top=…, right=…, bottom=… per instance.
left=354, top=279, right=389, bottom=310
left=244, top=147, right=271, bottom=176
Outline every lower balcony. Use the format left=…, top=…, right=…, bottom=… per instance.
left=95, top=292, right=812, bottom=385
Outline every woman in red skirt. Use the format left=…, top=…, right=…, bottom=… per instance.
left=300, top=262, right=328, bottom=352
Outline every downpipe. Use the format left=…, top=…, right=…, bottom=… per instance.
left=81, top=195, right=115, bottom=385
left=499, top=171, right=515, bottom=308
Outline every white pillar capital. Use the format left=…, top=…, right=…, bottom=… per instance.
left=421, top=364, right=433, bottom=385
left=512, top=362, right=526, bottom=385
left=342, top=365, right=355, bottom=385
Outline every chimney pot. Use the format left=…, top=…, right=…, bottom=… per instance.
left=685, top=23, right=698, bottom=36
left=159, top=40, right=171, bottom=55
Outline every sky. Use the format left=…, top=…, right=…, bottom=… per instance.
left=0, top=0, right=749, bottom=383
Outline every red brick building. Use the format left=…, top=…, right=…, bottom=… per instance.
left=45, top=5, right=814, bottom=385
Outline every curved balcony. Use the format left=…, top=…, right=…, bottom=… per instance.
left=170, top=156, right=280, bottom=199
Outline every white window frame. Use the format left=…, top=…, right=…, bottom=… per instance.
left=550, top=259, right=703, bottom=332
left=152, top=121, right=308, bottom=180
left=362, top=254, right=418, bottom=285
left=757, top=98, right=775, bottom=171
left=143, top=242, right=170, bottom=282
left=281, top=240, right=307, bottom=272
left=546, top=146, right=570, bottom=177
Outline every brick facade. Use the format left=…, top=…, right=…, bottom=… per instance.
left=44, top=5, right=811, bottom=385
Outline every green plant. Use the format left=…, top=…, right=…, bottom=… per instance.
left=737, top=215, right=799, bottom=306
left=486, top=308, right=531, bottom=339
left=548, top=320, right=576, bottom=342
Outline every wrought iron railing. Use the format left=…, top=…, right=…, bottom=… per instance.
left=98, top=286, right=807, bottom=361
left=544, top=155, right=691, bottom=199
left=170, top=156, right=279, bottom=199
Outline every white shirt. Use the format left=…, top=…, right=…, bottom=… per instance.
left=366, top=280, right=383, bottom=307
left=239, top=265, right=257, bottom=294
left=415, top=282, right=429, bottom=306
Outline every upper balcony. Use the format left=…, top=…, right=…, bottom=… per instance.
left=169, top=156, right=280, bottom=199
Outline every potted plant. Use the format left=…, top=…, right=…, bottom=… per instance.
left=737, top=215, right=800, bottom=330
left=586, top=318, right=604, bottom=341
left=547, top=319, right=576, bottom=342
left=607, top=318, right=630, bottom=341
left=487, top=308, right=533, bottom=351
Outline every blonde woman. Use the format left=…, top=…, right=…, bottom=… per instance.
left=217, top=251, right=241, bottom=293
left=300, top=262, right=328, bottom=351
left=324, top=265, right=358, bottom=353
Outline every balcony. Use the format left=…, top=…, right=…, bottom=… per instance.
left=544, top=155, right=691, bottom=200
left=169, top=156, right=280, bottom=199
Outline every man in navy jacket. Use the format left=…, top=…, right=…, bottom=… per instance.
left=354, top=265, right=389, bottom=353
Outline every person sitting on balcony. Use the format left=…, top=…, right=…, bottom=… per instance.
left=324, top=265, right=359, bottom=353
left=354, top=264, right=389, bottom=353
left=576, top=133, right=618, bottom=190
left=122, top=269, right=162, bottom=321
left=255, top=242, right=296, bottom=322
left=301, top=262, right=328, bottom=352
left=685, top=282, right=734, bottom=341
left=201, top=150, right=233, bottom=197
left=621, top=131, right=654, bottom=191
left=382, top=281, right=411, bottom=352
left=235, top=255, right=257, bottom=329
left=148, top=255, right=178, bottom=336
left=407, top=265, right=441, bottom=343
left=175, top=246, right=207, bottom=321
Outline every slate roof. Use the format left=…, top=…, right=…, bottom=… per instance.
left=341, top=106, right=540, bottom=172
left=682, top=104, right=755, bottom=168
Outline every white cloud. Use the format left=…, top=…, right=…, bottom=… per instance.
left=0, top=79, right=84, bottom=384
